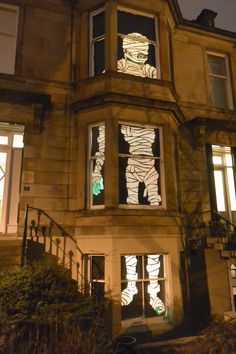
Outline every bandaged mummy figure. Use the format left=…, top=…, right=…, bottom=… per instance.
left=121, top=125, right=161, bottom=205
left=92, top=125, right=105, bottom=196
left=121, top=255, right=165, bottom=316
left=117, top=32, right=157, bottom=78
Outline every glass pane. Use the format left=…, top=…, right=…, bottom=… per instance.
left=90, top=125, right=105, bottom=206
left=212, top=155, right=222, bottom=165
left=121, top=256, right=142, bottom=281
left=13, top=134, right=24, bottom=148
left=121, top=281, right=142, bottom=320
left=117, top=36, right=157, bottom=78
left=118, top=11, right=156, bottom=41
left=92, top=159, right=104, bottom=205
left=0, top=136, right=8, bottom=145
left=92, top=11, right=105, bottom=38
left=144, top=280, right=166, bottom=317
left=208, top=55, right=226, bottom=76
left=91, top=282, right=104, bottom=300
left=227, top=168, right=236, bottom=211
left=214, top=170, right=226, bottom=211
left=119, top=157, right=161, bottom=206
left=93, top=39, right=105, bottom=76
left=225, top=154, right=232, bottom=167
left=209, top=76, right=228, bottom=109
left=119, top=125, right=160, bottom=156
left=144, top=255, right=164, bottom=279
left=0, top=152, right=7, bottom=223
left=91, top=256, right=105, bottom=280
left=0, top=7, right=18, bottom=34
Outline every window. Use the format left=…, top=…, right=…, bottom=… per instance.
left=85, top=255, right=105, bottom=300
left=211, top=145, right=236, bottom=224
left=119, top=124, right=164, bottom=207
left=0, top=3, right=18, bottom=74
left=231, top=264, right=236, bottom=310
left=121, top=254, right=167, bottom=321
left=117, top=9, right=160, bottom=79
left=207, top=53, right=233, bottom=109
left=90, top=9, right=105, bottom=76
left=88, top=123, right=105, bottom=208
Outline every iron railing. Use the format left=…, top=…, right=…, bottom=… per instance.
left=21, top=204, right=84, bottom=286
left=187, top=209, right=236, bottom=251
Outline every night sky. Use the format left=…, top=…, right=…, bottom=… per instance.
left=177, top=0, right=236, bottom=32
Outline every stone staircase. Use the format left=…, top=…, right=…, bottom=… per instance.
left=188, top=210, right=236, bottom=261
left=0, top=237, right=21, bottom=271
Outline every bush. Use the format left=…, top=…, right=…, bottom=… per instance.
left=0, top=259, right=113, bottom=354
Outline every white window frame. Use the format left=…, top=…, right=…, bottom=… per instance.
left=0, top=3, right=19, bottom=75
left=117, top=7, right=161, bottom=79
left=212, top=145, right=236, bottom=222
left=207, top=51, right=233, bottom=110
left=121, top=253, right=169, bottom=324
left=87, top=122, right=105, bottom=210
left=89, top=7, right=105, bottom=77
left=119, top=122, right=166, bottom=209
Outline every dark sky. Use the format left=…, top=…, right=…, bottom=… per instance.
left=177, top=0, right=236, bottom=32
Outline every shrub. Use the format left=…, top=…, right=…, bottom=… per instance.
left=0, top=259, right=113, bottom=354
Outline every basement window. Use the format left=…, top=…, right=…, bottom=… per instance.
left=121, top=254, right=167, bottom=321
left=0, top=3, right=18, bottom=75
left=85, top=255, right=105, bottom=300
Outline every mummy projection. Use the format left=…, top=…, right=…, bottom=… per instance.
left=92, top=125, right=105, bottom=196
left=117, top=32, right=157, bottom=78
left=121, top=255, right=166, bottom=316
left=121, top=125, right=161, bottom=205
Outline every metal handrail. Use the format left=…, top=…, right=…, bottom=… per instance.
left=21, top=204, right=83, bottom=268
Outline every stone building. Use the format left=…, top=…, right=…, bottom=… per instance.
left=0, top=0, right=236, bottom=337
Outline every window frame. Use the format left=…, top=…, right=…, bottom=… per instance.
left=118, top=121, right=166, bottom=209
left=117, top=6, right=161, bottom=79
left=211, top=145, right=236, bottom=222
left=84, top=254, right=105, bottom=299
left=0, top=3, right=19, bottom=75
left=207, top=51, right=233, bottom=110
left=121, top=253, right=169, bottom=323
left=87, top=122, right=105, bottom=210
left=89, top=7, right=105, bottom=77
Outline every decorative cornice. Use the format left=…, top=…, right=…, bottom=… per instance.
left=72, top=91, right=184, bottom=126
left=183, top=116, right=236, bottom=132
left=0, top=88, right=51, bottom=108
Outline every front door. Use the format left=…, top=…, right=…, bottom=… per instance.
left=0, top=127, right=24, bottom=234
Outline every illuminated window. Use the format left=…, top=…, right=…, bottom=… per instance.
left=119, top=124, right=164, bottom=206
left=88, top=124, right=105, bottom=208
left=212, top=145, right=236, bottom=217
left=90, top=9, right=105, bottom=76
left=85, top=255, right=105, bottom=301
left=117, top=9, right=160, bottom=79
left=0, top=4, right=18, bottom=75
left=207, top=53, right=233, bottom=109
left=230, top=264, right=236, bottom=310
left=121, top=254, right=167, bottom=320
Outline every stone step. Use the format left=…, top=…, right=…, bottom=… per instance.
left=0, top=239, right=22, bottom=269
